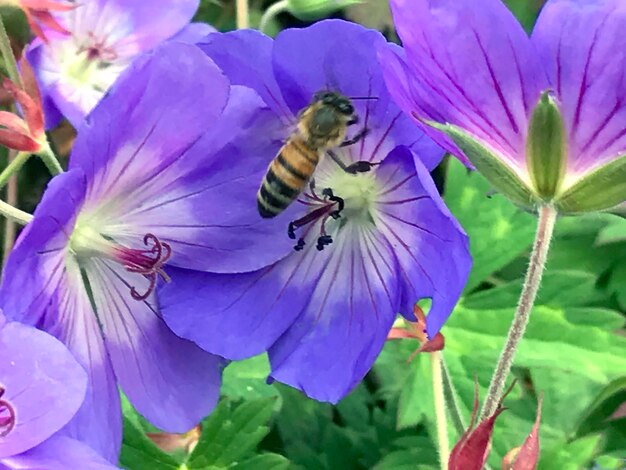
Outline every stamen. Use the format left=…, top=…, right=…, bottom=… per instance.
left=0, top=386, right=15, bottom=438
left=115, top=234, right=172, bottom=301
left=288, top=188, right=345, bottom=252
left=81, top=32, right=118, bottom=62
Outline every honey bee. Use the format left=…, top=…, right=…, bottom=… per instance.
left=257, top=90, right=374, bottom=218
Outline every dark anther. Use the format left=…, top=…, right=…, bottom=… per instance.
left=322, top=188, right=345, bottom=219
left=0, top=387, right=16, bottom=438
left=294, top=238, right=306, bottom=251
left=345, top=160, right=380, bottom=174
left=316, top=235, right=333, bottom=251
left=288, top=222, right=296, bottom=240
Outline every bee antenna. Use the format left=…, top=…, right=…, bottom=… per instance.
left=349, top=96, right=379, bottom=101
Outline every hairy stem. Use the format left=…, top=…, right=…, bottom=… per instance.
left=0, top=151, right=30, bottom=191
left=431, top=351, right=450, bottom=470
left=480, top=204, right=558, bottom=419
left=0, top=199, right=32, bottom=225
left=236, top=0, right=250, bottom=29
left=259, top=0, right=288, bottom=34
left=0, top=15, right=21, bottom=86
left=37, top=143, right=64, bottom=175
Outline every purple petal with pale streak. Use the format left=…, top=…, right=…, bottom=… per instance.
left=0, top=171, right=122, bottom=462
left=0, top=323, right=86, bottom=458
left=374, top=146, right=471, bottom=337
left=86, top=259, right=223, bottom=432
left=1, top=435, right=116, bottom=469
left=268, top=224, right=401, bottom=403
left=106, top=86, right=293, bottom=273
left=388, top=0, right=549, bottom=170
left=532, top=0, right=626, bottom=174
left=69, top=42, right=229, bottom=210
left=0, top=170, right=86, bottom=326
left=54, top=0, right=198, bottom=58
left=271, top=20, right=444, bottom=170
left=169, top=22, right=216, bottom=44
left=24, top=41, right=64, bottom=130
left=0, top=310, right=5, bottom=329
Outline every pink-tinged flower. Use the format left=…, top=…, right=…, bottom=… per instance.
left=387, top=305, right=445, bottom=361
left=380, top=0, right=626, bottom=214
left=18, top=0, right=75, bottom=43
left=0, top=310, right=115, bottom=469
left=0, top=56, right=45, bottom=152
left=26, top=0, right=210, bottom=127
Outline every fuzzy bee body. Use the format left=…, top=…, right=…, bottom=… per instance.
left=257, top=91, right=357, bottom=218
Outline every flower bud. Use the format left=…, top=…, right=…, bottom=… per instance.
left=526, top=92, right=567, bottom=200
left=287, top=0, right=362, bottom=21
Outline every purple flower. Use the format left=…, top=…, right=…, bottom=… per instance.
left=380, top=0, right=626, bottom=214
left=26, top=0, right=210, bottom=127
left=0, top=310, right=115, bottom=469
left=158, top=21, right=472, bottom=402
left=0, top=40, right=284, bottom=461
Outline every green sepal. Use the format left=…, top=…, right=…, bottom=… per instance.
left=287, top=0, right=362, bottom=21
left=555, top=153, right=626, bottom=214
left=526, top=91, right=567, bottom=199
left=424, top=120, right=537, bottom=208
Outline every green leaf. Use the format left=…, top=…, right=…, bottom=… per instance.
left=231, top=454, right=291, bottom=470
left=556, top=153, right=626, bottom=214
left=187, top=398, right=277, bottom=469
left=119, top=417, right=181, bottom=470
left=221, top=354, right=278, bottom=400
left=574, top=377, right=626, bottom=438
left=596, top=215, right=626, bottom=245
left=444, top=158, right=536, bottom=291
left=540, top=434, right=603, bottom=470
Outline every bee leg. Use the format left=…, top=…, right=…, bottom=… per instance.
left=347, top=115, right=359, bottom=126
left=339, top=127, right=369, bottom=147
left=322, top=188, right=345, bottom=219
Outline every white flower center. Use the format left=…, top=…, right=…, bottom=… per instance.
left=324, top=170, right=380, bottom=225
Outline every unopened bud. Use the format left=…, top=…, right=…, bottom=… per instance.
left=287, top=0, right=362, bottom=21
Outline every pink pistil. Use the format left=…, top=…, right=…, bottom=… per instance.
left=114, top=233, right=171, bottom=301
left=80, top=32, right=118, bottom=62
left=0, top=386, right=16, bottom=438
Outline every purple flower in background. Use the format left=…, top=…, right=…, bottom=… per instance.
left=0, top=41, right=285, bottom=461
left=159, top=21, right=472, bottom=402
left=0, top=310, right=114, bottom=469
left=379, top=0, right=626, bottom=214
left=27, top=0, right=212, bottom=127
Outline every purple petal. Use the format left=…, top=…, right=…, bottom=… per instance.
left=374, top=146, right=471, bottom=337
left=268, top=225, right=402, bottom=403
left=105, top=86, right=293, bottom=273
left=0, top=323, right=86, bottom=458
left=198, top=29, right=293, bottom=123
left=69, top=42, right=229, bottom=211
left=532, top=0, right=626, bottom=176
left=272, top=20, right=444, bottom=170
left=2, top=435, right=116, bottom=469
left=387, top=0, right=549, bottom=170
left=85, top=259, right=223, bottom=433
left=169, top=22, right=216, bottom=44
left=24, top=41, right=64, bottom=130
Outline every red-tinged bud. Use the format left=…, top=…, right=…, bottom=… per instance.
left=0, top=56, right=46, bottom=152
left=502, top=395, right=543, bottom=470
left=387, top=305, right=445, bottom=361
left=449, top=379, right=513, bottom=470
left=19, top=0, right=75, bottom=43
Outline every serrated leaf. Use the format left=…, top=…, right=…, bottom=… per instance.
left=539, top=434, right=602, bottom=470
left=188, top=398, right=277, bottom=469
left=444, top=158, right=536, bottom=291
left=119, top=417, right=181, bottom=470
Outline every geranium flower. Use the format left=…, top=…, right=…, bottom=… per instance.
left=0, top=41, right=282, bottom=461
left=0, top=310, right=114, bottom=469
left=158, top=21, right=472, bottom=402
left=26, top=0, right=207, bottom=127
left=379, top=0, right=626, bottom=214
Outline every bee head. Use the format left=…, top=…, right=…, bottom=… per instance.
left=313, top=91, right=355, bottom=116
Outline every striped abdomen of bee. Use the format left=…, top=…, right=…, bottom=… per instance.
left=257, top=136, right=321, bottom=218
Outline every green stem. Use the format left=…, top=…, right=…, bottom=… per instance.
left=0, top=150, right=30, bottom=191
left=37, top=143, right=64, bottom=175
left=0, top=14, right=21, bottom=86
left=259, top=0, right=288, bottom=34
left=431, top=351, right=450, bottom=470
left=440, top=356, right=466, bottom=436
left=0, top=199, right=32, bottom=225
left=480, top=204, right=558, bottom=420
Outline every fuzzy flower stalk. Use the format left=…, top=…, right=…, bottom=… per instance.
left=158, top=21, right=471, bottom=403
left=0, top=41, right=289, bottom=461
left=379, top=0, right=626, bottom=417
